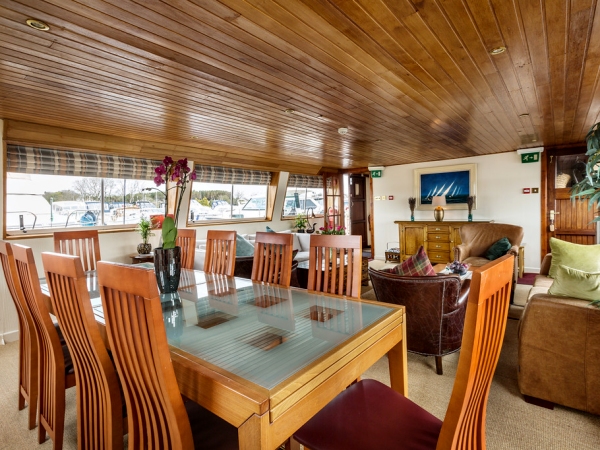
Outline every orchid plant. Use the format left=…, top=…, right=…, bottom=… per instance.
left=152, top=156, right=197, bottom=249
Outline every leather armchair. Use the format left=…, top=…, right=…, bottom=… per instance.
left=454, top=223, right=523, bottom=283
left=368, top=267, right=470, bottom=374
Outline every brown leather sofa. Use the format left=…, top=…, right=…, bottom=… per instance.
left=368, top=267, right=470, bottom=374
left=454, top=223, right=523, bottom=283
left=518, top=253, right=600, bottom=414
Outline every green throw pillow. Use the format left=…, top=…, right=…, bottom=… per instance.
left=549, top=237, right=600, bottom=279
left=235, top=234, right=255, bottom=256
left=485, top=237, right=511, bottom=261
left=266, top=226, right=275, bottom=233
left=548, top=265, right=600, bottom=302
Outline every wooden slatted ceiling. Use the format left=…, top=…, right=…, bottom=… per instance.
left=1, top=0, right=600, bottom=172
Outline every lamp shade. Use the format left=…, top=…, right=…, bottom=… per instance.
left=432, top=196, right=446, bottom=207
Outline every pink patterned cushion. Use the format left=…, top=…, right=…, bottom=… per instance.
left=394, top=246, right=436, bottom=276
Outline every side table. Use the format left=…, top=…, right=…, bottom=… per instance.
left=518, top=246, right=525, bottom=278
left=385, top=251, right=400, bottom=263
left=130, top=253, right=154, bottom=264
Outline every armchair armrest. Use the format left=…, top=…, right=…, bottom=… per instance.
left=539, top=253, right=552, bottom=276
left=507, top=244, right=520, bottom=256
left=454, top=244, right=471, bottom=261
left=518, top=293, right=600, bottom=414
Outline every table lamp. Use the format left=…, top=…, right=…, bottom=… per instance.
left=432, top=196, right=446, bottom=221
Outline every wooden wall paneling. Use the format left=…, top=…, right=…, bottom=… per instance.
left=572, top=4, right=600, bottom=139
left=1, top=0, right=600, bottom=169
left=562, top=1, right=596, bottom=142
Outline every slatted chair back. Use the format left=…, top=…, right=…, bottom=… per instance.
left=292, top=255, right=514, bottom=450
left=12, top=244, right=76, bottom=448
left=307, top=235, right=363, bottom=298
left=0, top=240, right=39, bottom=430
left=54, top=229, right=101, bottom=272
left=97, top=262, right=194, bottom=450
left=42, top=252, right=124, bottom=450
left=204, top=230, right=237, bottom=277
left=176, top=228, right=196, bottom=270
left=251, top=232, right=294, bottom=287
left=436, top=254, right=514, bottom=449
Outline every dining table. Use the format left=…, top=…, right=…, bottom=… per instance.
left=41, top=265, right=407, bottom=450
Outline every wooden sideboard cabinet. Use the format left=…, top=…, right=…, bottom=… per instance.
left=394, top=220, right=490, bottom=265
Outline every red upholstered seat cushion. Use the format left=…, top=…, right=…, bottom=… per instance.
left=394, top=246, right=436, bottom=276
left=293, top=379, right=442, bottom=450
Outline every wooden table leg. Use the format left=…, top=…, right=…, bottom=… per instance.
left=238, top=412, right=270, bottom=450
left=387, top=311, right=408, bottom=397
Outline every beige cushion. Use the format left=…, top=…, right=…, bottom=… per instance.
left=548, top=265, right=600, bottom=301
left=548, top=238, right=600, bottom=279
left=527, top=286, right=549, bottom=302
left=533, top=275, right=554, bottom=289
left=463, top=256, right=490, bottom=267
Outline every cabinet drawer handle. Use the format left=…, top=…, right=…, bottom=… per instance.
left=435, top=236, right=440, bottom=239
left=435, top=244, right=441, bottom=248
left=434, top=228, right=441, bottom=231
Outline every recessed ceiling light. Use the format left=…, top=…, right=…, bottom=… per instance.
left=26, top=19, right=50, bottom=31
left=338, top=127, right=348, bottom=135
left=519, top=113, right=530, bottom=118
left=490, top=46, right=506, bottom=55
left=284, top=108, right=295, bottom=114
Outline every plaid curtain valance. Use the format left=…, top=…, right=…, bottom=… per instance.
left=288, top=173, right=323, bottom=189
left=193, top=164, right=271, bottom=185
left=6, top=145, right=161, bottom=180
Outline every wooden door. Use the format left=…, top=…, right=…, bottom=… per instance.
left=542, top=147, right=598, bottom=257
left=349, top=175, right=367, bottom=244
left=323, top=173, right=344, bottom=231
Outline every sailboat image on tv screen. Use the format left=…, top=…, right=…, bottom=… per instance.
left=420, top=170, right=470, bottom=205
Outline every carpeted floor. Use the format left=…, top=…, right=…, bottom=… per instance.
left=1, top=282, right=598, bottom=449
left=517, top=272, right=537, bottom=285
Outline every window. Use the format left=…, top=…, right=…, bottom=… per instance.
left=283, top=174, right=324, bottom=219
left=5, top=145, right=161, bottom=235
left=188, top=165, right=272, bottom=222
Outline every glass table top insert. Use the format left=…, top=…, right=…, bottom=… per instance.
left=41, top=268, right=395, bottom=390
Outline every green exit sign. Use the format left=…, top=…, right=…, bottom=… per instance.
left=521, top=152, right=540, bottom=163
left=371, top=170, right=382, bottom=178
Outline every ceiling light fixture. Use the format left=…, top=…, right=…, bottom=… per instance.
left=284, top=108, right=295, bottom=114
left=490, top=46, right=506, bottom=55
left=26, top=19, right=50, bottom=31
left=519, top=113, right=530, bottom=118
left=338, top=127, right=348, bottom=135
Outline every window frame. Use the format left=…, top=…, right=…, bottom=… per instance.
left=185, top=173, right=279, bottom=226
left=281, top=174, right=325, bottom=221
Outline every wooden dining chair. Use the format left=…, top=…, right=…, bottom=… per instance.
left=176, top=228, right=197, bottom=270
left=54, top=229, right=101, bottom=272
left=292, top=255, right=514, bottom=450
left=42, top=252, right=124, bottom=450
left=12, top=244, right=76, bottom=450
left=251, top=232, right=294, bottom=287
left=307, top=235, right=362, bottom=298
left=204, top=230, right=237, bottom=276
left=96, top=262, right=239, bottom=450
left=0, top=240, right=39, bottom=430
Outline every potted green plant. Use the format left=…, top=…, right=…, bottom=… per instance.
left=571, top=122, right=600, bottom=307
left=136, top=216, right=154, bottom=255
left=295, top=213, right=308, bottom=233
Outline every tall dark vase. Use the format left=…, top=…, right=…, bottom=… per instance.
left=154, top=246, right=181, bottom=294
